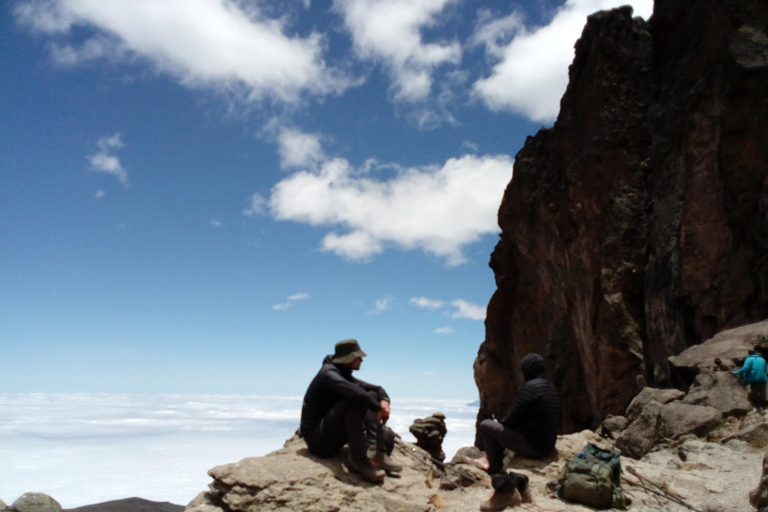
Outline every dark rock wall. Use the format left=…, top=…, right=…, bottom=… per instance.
left=475, top=0, right=768, bottom=434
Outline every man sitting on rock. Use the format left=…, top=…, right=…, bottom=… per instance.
left=468, top=353, right=560, bottom=477
left=734, top=349, right=768, bottom=413
left=300, top=338, right=402, bottom=483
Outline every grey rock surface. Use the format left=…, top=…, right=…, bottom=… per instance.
left=184, top=428, right=763, bottom=512
left=626, top=387, right=685, bottom=421
left=682, top=371, right=752, bottom=417
left=660, top=402, right=723, bottom=439
left=750, top=449, right=768, bottom=510
left=723, top=421, right=768, bottom=449
left=186, top=435, right=493, bottom=512
left=668, top=321, right=768, bottom=388
left=11, top=494, right=62, bottom=512
left=616, top=400, right=663, bottom=459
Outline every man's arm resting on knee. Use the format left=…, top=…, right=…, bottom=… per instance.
left=323, top=371, right=383, bottom=411
left=377, top=400, right=391, bottom=425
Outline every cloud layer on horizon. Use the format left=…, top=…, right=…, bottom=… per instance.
left=1, top=393, right=478, bottom=508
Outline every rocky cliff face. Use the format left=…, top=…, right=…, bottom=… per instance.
left=476, top=0, right=768, bottom=434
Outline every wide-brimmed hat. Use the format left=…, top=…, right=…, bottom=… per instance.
left=332, top=338, right=367, bottom=364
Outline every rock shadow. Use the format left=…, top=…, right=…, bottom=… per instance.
left=505, top=450, right=559, bottom=471
left=296, top=446, right=384, bottom=489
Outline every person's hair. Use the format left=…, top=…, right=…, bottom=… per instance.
left=749, top=349, right=757, bottom=355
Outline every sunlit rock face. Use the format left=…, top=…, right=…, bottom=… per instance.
left=476, top=0, right=768, bottom=434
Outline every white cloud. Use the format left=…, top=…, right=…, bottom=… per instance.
left=333, top=0, right=461, bottom=102
left=95, top=190, right=106, bottom=199
left=410, top=296, right=445, bottom=309
left=242, top=193, right=267, bottom=217
left=273, top=292, right=310, bottom=311
left=278, top=128, right=325, bottom=170
left=472, top=0, right=653, bottom=123
left=87, top=132, right=128, bottom=185
left=15, top=0, right=351, bottom=104
left=469, top=9, right=524, bottom=59
left=1, top=394, right=476, bottom=508
left=269, top=153, right=512, bottom=265
left=450, top=299, right=486, bottom=320
left=462, top=140, right=479, bottom=153
left=210, top=219, right=222, bottom=228
left=434, top=326, right=454, bottom=334
left=371, top=296, right=393, bottom=314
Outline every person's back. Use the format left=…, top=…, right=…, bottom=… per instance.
left=734, top=350, right=768, bottom=413
left=515, top=375, right=560, bottom=454
left=470, top=353, right=561, bottom=480
left=738, top=353, right=768, bottom=384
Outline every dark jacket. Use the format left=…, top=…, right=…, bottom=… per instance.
left=500, top=354, right=560, bottom=454
left=300, top=355, right=389, bottom=437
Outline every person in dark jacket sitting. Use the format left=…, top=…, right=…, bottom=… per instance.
left=469, top=353, right=560, bottom=476
left=301, top=338, right=402, bottom=483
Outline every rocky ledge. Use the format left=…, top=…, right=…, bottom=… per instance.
left=184, top=416, right=767, bottom=512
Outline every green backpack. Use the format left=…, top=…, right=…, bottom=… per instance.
left=558, top=443, right=628, bottom=510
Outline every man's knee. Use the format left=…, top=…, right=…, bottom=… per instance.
left=479, top=418, right=498, bottom=435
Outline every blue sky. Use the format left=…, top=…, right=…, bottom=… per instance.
left=0, top=0, right=652, bottom=399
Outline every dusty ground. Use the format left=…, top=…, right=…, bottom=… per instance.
left=430, top=427, right=762, bottom=512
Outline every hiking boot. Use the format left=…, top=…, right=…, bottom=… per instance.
left=371, top=451, right=403, bottom=474
left=521, top=486, right=533, bottom=504
left=344, top=456, right=385, bottom=483
left=479, top=490, right=522, bottom=511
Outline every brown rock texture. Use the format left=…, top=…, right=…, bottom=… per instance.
left=476, top=0, right=768, bottom=434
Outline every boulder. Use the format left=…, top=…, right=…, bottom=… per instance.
left=626, top=387, right=685, bottom=421
left=682, top=371, right=752, bottom=417
left=616, top=400, right=663, bottom=459
left=668, top=321, right=768, bottom=388
left=450, top=446, right=484, bottom=465
left=1, top=500, right=6, bottom=510
left=723, top=422, right=768, bottom=449
left=751, top=449, right=768, bottom=511
left=660, top=402, right=723, bottom=439
left=408, top=412, right=447, bottom=462
left=185, top=435, right=492, bottom=512
left=10, top=494, right=61, bottom=512
left=599, top=414, right=629, bottom=440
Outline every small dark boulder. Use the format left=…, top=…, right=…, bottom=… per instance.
left=409, top=412, right=447, bottom=462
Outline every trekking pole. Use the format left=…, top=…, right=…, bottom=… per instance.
left=625, top=466, right=702, bottom=512
left=394, top=439, right=486, bottom=488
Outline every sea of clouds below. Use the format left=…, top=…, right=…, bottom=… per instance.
left=0, top=394, right=478, bottom=508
